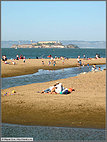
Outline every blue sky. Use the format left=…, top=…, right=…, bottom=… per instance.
left=1, top=1, right=106, bottom=41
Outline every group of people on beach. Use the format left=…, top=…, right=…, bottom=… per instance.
left=91, top=64, right=101, bottom=71
left=41, top=55, right=68, bottom=66
left=49, top=59, right=56, bottom=66
left=41, top=82, right=75, bottom=94
left=47, top=55, right=68, bottom=60
left=2, top=54, right=26, bottom=65
left=42, top=60, right=56, bottom=66
left=77, top=53, right=101, bottom=62
left=16, top=55, right=26, bottom=63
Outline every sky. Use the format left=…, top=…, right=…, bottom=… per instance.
left=1, top=1, right=106, bottom=41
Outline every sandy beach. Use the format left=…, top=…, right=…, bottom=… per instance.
left=1, top=2, right=106, bottom=139
left=1, top=58, right=106, bottom=78
left=1, top=69, right=106, bottom=129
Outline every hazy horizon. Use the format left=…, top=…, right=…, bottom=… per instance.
left=1, top=40, right=106, bottom=42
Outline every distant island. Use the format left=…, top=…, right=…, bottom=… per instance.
left=11, top=41, right=79, bottom=49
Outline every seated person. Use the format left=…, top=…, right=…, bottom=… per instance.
left=49, top=83, right=64, bottom=94
left=55, top=83, right=64, bottom=94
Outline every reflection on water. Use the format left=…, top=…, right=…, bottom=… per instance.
left=2, top=64, right=106, bottom=89
left=2, top=123, right=105, bottom=140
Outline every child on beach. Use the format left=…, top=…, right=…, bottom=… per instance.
left=82, top=62, right=85, bottom=67
left=77, top=56, right=80, bottom=63
left=23, top=56, right=26, bottom=63
left=62, top=59, right=64, bottom=65
left=83, top=54, right=86, bottom=59
left=99, top=67, right=101, bottom=71
left=48, top=61, right=51, bottom=66
left=16, top=55, right=19, bottom=60
left=92, top=64, right=96, bottom=71
left=53, top=61, right=56, bottom=66
left=79, top=60, right=82, bottom=66
left=42, top=61, right=44, bottom=65
left=87, top=63, right=89, bottom=68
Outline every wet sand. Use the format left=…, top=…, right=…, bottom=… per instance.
left=1, top=70, right=106, bottom=129
left=1, top=58, right=106, bottom=77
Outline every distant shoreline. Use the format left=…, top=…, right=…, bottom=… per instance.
left=11, top=41, right=79, bottom=49
left=1, top=40, right=106, bottom=49
left=2, top=47, right=106, bottom=49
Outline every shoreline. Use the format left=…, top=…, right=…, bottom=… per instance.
left=1, top=70, right=106, bottom=129
left=2, top=122, right=105, bottom=130
left=1, top=58, right=106, bottom=78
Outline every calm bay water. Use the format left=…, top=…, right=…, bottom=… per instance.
left=2, top=48, right=106, bottom=59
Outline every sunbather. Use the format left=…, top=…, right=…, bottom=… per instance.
left=41, top=82, right=60, bottom=94
left=41, top=82, right=75, bottom=94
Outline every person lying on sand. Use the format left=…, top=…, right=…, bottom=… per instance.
left=41, top=82, right=75, bottom=94
left=41, top=82, right=63, bottom=94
